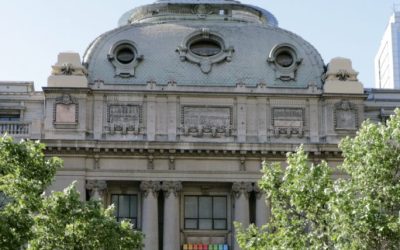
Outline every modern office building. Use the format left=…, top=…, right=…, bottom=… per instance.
left=375, top=12, right=400, bottom=89
left=1, top=0, right=400, bottom=249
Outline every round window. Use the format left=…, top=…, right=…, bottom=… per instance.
left=275, top=51, right=294, bottom=68
left=115, top=45, right=135, bottom=64
left=190, top=40, right=222, bottom=57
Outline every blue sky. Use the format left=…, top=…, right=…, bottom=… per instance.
left=0, top=0, right=394, bottom=89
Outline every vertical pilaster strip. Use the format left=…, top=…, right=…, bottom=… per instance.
left=146, top=95, right=156, bottom=141
left=93, top=94, right=104, bottom=140
left=236, top=97, right=247, bottom=142
left=256, top=97, right=267, bottom=143
left=309, top=98, right=319, bottom=143
left=167, top=95, right=177, bottom=141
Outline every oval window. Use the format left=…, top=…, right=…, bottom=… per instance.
left=275, top=51, right=294, bottom=68
left=116, top=46, right=135, bottom=64
left=190, top=40, right=222, bottom=57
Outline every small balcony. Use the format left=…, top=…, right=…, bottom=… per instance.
left=0, top=121, right=30, bottom=136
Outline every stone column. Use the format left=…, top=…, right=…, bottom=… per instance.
left=254, top=184, right=271, bottom=227
left=162, top=181, right=182, bottom=250
left=86, top=180, right=107, bottom=202
left=140, top=181, right=161, bottom=250
left=232, top=182, right=252, bottom=250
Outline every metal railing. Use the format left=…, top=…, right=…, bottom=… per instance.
left=0, top=121, right=30, bottom=135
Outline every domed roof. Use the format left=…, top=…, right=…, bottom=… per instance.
left=83, top=0, right=324, bottom=89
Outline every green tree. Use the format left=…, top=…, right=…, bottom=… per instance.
left=236, top=109, right=400, bottom=250
left=331, top=109, right=400, bottom=249
left=29, top=183, right=143, bottom=250
left=0, top=136, right=61, bottom=249
left=0, top=136, right=143, bottom=249
left=235, top=147, right=333, bottom=250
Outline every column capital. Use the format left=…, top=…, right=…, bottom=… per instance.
left=140, top=181, right=161, bottom=197
left=232, top=182, right=253, bottom=199
left=162, top=181, right=182, bottom=198
left=86, top=180, right=107, bottom=200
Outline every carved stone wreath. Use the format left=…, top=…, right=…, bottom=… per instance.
left=176, top=28, right=234, bottom=74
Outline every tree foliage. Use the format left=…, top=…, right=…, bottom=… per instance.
left=236, top=109, right=400, bottom=250
left=0, top=136, right=143, bottom=249
left=0, top=137, right=61, bottom=249
left=29, top=183, right=143, bottom=250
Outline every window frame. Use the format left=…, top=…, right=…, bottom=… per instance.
left=111, top=194, right=139, bottom=229
left=184, top=195, right=228, bottom=230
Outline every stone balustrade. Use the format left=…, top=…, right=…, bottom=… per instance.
left=0, top=121, right=30, bottom=135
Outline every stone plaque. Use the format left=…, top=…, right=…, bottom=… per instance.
left=335, top=100, right=357, bottom=130
left=53, top=94, right=78, bottom=125
left=272, top=108, right=304, bottom=138
left=55, top=104, right=76, bottom=123
left=181, top=106, right=232, bottom=137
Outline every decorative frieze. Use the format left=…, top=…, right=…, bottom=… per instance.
left=161, top=181, right=182, bottom=198
left=104, top=104, right=144, bottom=135
left=271, top=107, right=304, bottom=138
left=140, top=181, right=161, bottom=197
left=180, top=106, right=233, bottom=138
left=334, top=100, right=357, bottom=130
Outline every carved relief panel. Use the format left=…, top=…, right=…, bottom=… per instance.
left=271, top=108, right=304, bottom=138
left=53, top=94, right=78, bottom=127
left=180, top=106, right=233, bottom=138
left=104, top=104, right=143, bottom=135
left=334, top=100, right=357, bottom=130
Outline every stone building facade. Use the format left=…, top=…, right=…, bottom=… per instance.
left=1, top=1, right=400, bottom=249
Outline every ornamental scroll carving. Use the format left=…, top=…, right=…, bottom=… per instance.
left=140, top=181, right=161, bottom=197
left=104, top=104, right=144, bottom=135
left=161, top=181, right=182, bottom=198
left=231, top=182, right=253, bottom=199
left=179, top=106, right=233, bottom=138
left=53, top=94, right=78, bottom=125
left=86, top=180, right=107, bottom=200
left=271, top=108, right=304, bottom=138
left=334, top=100, right=357, bottom=130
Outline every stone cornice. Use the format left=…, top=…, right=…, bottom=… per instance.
left=43, top=139, right=342, bottom=158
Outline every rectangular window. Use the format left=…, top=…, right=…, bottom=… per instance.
left=111, top=194, right=138, bottom=228
left=0, top=114, right=20, bottom=121
left=184, top=195, right=227, bottom=230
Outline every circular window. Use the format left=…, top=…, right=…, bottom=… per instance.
left=190, top=40, right=222, bottom=57
left=115, top=45, right=135, bottom=64
left=276, top=51, right=294, bottom=68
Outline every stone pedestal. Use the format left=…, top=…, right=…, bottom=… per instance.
left=162, top=181, right=182, bottom=250
left=232, top=182, right=252, bottom=250
left=140, top=181, right=161, bottom=250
